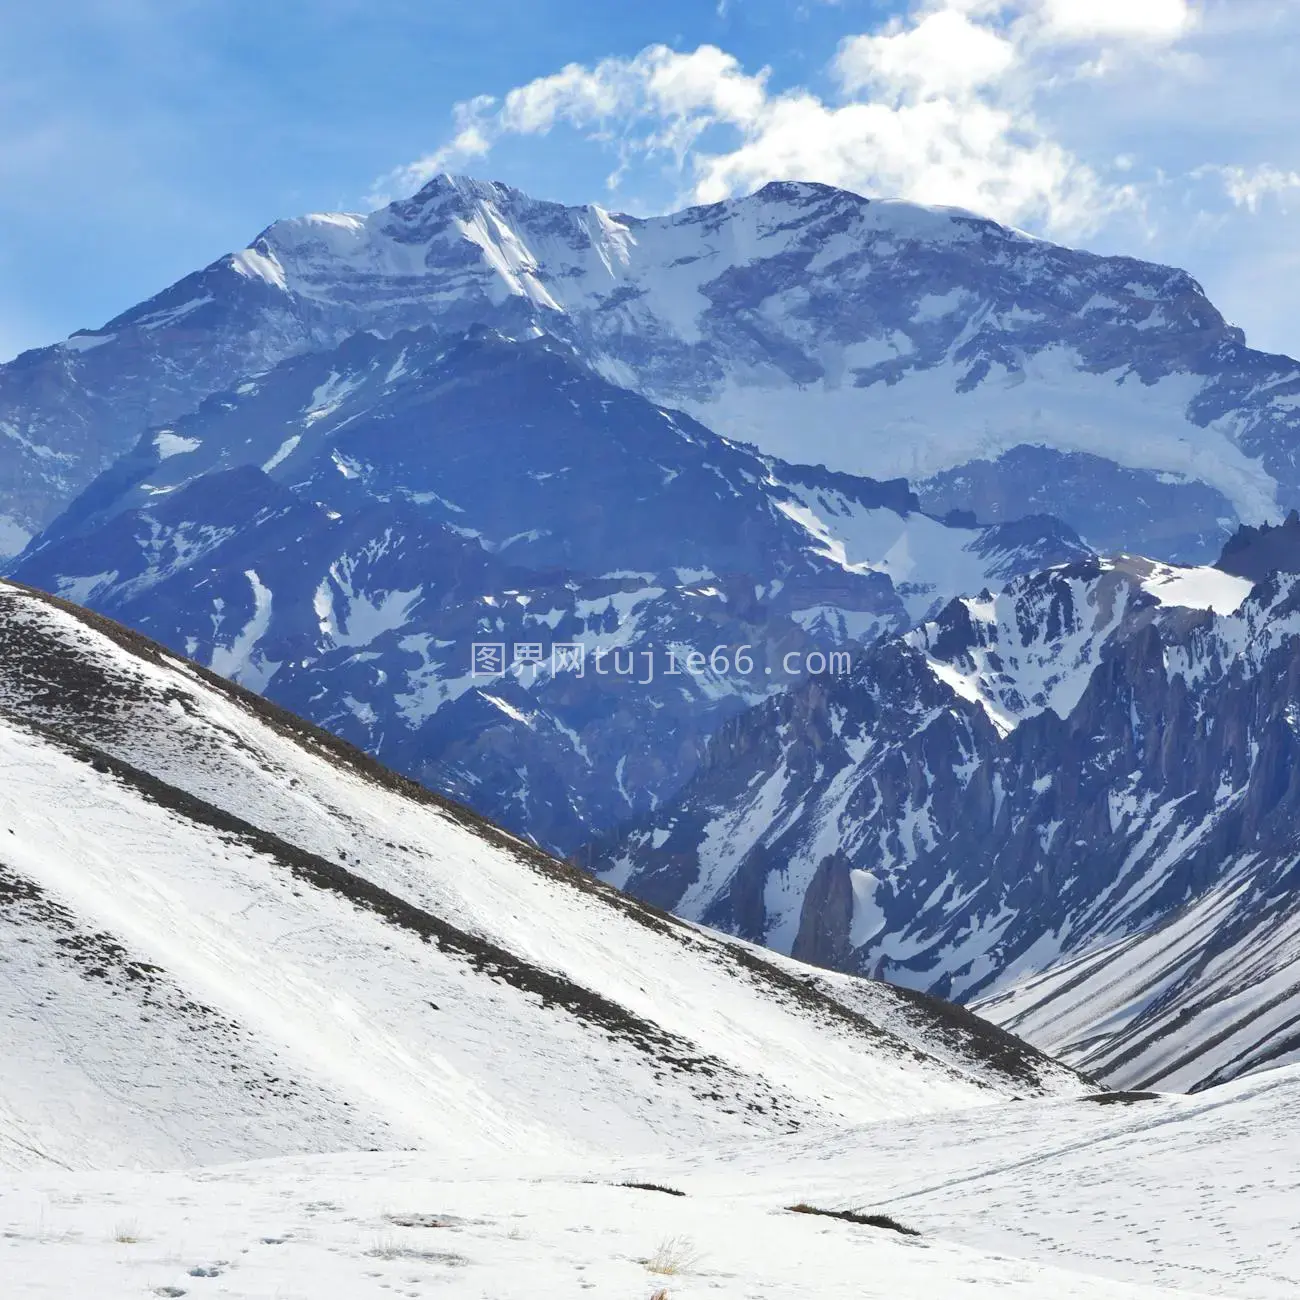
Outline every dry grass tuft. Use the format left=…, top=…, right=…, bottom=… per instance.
left=643, top=1234, right=701, bottom=1276
left=619, top=1181, right=686, bottom=1197
left=366, top=1234, right=466, bottom=1264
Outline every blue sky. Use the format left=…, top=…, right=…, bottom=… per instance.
left=3, top=0, right=1300, bottom=362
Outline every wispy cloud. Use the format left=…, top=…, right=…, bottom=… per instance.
left=1210, top=164, right=1300, bottom=214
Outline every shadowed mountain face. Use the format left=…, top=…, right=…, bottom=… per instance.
left=1217, top=509, right=1300, bottom=583
left=590, top=552, right=1300, bottom=1092
left=10, top=327, right=1082, bottom=853
left=3, top=175, right=1299, bottom=561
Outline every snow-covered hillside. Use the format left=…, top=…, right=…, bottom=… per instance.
left=5, top=174, right=1300, bottom=559
left=593, top=548, right=1300, bottom=1091
left=9, top=327, right=1082, bottom=851
left=0, top=579, right=1083, bottom=1175
left=642, top=1063, right=1300, bottom=1298
left=6, top=1066, right=1298, bottom=1297
left=3, top=563, right=1294, bottom=1299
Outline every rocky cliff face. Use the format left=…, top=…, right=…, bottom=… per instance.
left=1217, top=509, right=1300, bottom=582
left=5, top=174, right=1300, bottom=560
left=590, top=553, right=1300, bottom=1089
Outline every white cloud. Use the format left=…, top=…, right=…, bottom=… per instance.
left=1036, top=0, right=1196, bottom=43
left=686, top=91, right=1113, bottom=232
left=379, top=45, right=771, bottom=204
left=381, top=0, right=1300, bottom=357
left=835, top=10, right=1018, bottom=101
left=386, top=0, right=1189, bottom=239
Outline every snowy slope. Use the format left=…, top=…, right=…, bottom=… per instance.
left=5, top=174, right=1300, bottom=560
left=0, top=1153, right=1212, bottom=1300
left=645, top=1064, right=1300, bottom=1298
left=0, top=579, right=1084, bottom=1176
left=974, top=847, right=1300, bottom=1091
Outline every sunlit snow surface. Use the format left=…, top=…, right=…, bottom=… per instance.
left=5, top=1073, right=1299, bottom=1297
left=1131, top=560, right=1253, bottom=614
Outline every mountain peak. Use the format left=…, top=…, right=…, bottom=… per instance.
left=389, top=172, right=567, bottom=230
left=403, top=170, right=521, bottom=207
left=751, top=178, right=854, bottom=204
left=742, top=177, right=1007, bottom=239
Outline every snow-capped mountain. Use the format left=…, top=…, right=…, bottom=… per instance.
left=8, top=165, right=1300, bottom=1300
left=5, top=174, right=1300, bottom=561
left=591, top=539, right=1300, bottom=1091
left=9, top=326, right=1080, bottom=852
left=8, top=167, right=1300, bottom=1097
left=0, top=577, right=1084, bottom=1174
